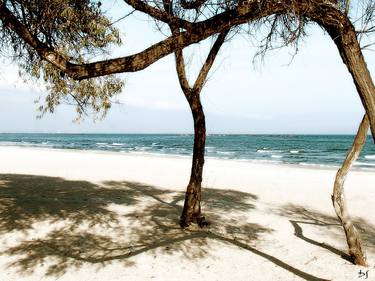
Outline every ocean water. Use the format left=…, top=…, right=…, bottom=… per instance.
left=0, top=134, right=375, bottom=170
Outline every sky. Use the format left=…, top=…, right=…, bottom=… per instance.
left=0, top=2, right=374, bottom=134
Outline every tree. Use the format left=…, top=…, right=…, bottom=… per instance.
left=172, top=33, right=229, bottom=227
left=164, top=2, right=229, bottom=226
left=328, top=0, right=374, bottom=266
left=332, top=114, right=369, bottom=266
left=1, top=0, right=374, bottom=135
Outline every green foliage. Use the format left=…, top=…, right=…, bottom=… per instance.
left=0, top=0, right=123, bottom=120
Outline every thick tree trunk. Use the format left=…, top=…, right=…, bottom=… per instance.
left=332, top=114, right=369, bottom=266
left=180, top=93, right=207, bottom=227
left=323, top=20, right=375, bottom=142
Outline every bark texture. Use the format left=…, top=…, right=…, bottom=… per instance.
left=320, top=16, right=375, bottom=142
left=332, top=114, right=369, bottom=266
left=180, top=93, right=207, bottom=227
left=173, top=31, right=228, bottom=227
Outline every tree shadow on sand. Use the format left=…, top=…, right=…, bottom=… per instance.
left=1, top=174, right=328, bottom=280
left=276, top=204, right=375, bottom=264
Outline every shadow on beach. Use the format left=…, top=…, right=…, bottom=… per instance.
left=275, top=203, right=375, bottom=264
left=2, top=173, right=371, bottom=280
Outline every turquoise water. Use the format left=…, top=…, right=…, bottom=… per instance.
left=0, top=134, right=375, bottom=169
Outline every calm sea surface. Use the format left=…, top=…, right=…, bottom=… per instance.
left=1, top=134, right=375, bottom=170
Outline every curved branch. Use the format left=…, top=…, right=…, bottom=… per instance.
left=332, top=114, right=369, bottom=266
left=0, top=0, right=290, bottom=80
left=174, top=49, right=191, bottom=94
left=180, top=0, right=207, bottom=10
left=123, top=0, right=193, bottom=31
left=193, top=29, right=229, bottom=92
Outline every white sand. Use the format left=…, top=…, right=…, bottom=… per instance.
left=0, top=146, right=374, bottom=281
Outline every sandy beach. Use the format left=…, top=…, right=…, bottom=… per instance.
left=0, top=146, right=374, bottom=281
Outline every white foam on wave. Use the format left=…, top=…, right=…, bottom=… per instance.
left=354, top=161, right=375, bottom=167
left=271, top=155, right=283, bottom=159
left=134, top=146, right=148, bottom=151
left=217, top=151, right=235, bottom=155
left=257, top=149, right=270, bottom=153
left=290, top=150, right=299, bottom=154
left=364, top=155, right=375, bottom=160
left=299, top=162, right=337, bottom=168
left=257, top=148, right=282, bottom=154
left=111, top=143, right=123, bottom=146
left=251, top=159, right=282, bottom=164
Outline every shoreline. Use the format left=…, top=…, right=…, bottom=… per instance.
left=1, top=144, right=374, bottom=174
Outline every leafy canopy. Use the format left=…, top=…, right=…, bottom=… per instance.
left=0, top=0, right=123, bottom=120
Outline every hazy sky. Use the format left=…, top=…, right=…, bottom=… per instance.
left=0, top=2, right=374, bottom=134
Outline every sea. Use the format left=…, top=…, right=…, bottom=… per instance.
left=1, top=134, right=375, bottom=170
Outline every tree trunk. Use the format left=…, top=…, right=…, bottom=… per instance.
left=180, top=92, right=207, bottom=227
left=332, top=114, right=369, bottom=266
left=324, top=20, right=375, bottom=142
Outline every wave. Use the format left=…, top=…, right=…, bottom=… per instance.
left=257, top=148, right=282, bottom=154
left=364, top=155, right=375, bottom=160
left=251, top=159, right=282, bottom=164
left=134, top=146, right=148, bottom=151
left=271, top=155, right=282, bottom=159
left=216, top=151, right=235, bottom=155
left=299, top=162, right=338, bottom=168
left=257, top=149, right=270, bottom=153
left=354, top=161, right=375, bottom=167
left=0, top=141, right=44, bottom=147
left=111, top=143, right=123, bottom=146
left=205, top=146, right=216, bottom=152
left=290, top=150, right=299, bottom=154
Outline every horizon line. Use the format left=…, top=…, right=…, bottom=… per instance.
left=0, top=132, right=370, bottom=136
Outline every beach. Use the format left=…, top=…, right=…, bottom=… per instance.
left=0, top=146, right=374, bottom=281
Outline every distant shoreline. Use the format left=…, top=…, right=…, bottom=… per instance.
left=1, top=134, right=374, bottom=170
left=0, top=132, right=369, bottom=135
left=1, top=145, right=374, bottom=174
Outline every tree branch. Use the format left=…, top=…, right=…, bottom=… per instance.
left=193, top=29, right=229, bottom=92
left=0, top=0, right=284, bottom=81
left=123, top=0, right=193, bottom=31
left=0, top=0, right=368, bottom=81
left=180, top=0, right=207, bottom=10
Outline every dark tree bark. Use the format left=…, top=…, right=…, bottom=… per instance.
left=180, top=91, right=207, bottom=227
left=171, top=31, right=229, bottom=227
left=321, top=17, right=375, bottom=143
left=332, top=114, right=369, bottom=266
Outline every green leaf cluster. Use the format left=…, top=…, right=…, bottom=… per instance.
left=0, top=0, right=123, bottom=120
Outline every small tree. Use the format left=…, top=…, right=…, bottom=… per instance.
left=160, top=0, right=230, bottom=227
left=332, top=114, right=369, bottom=266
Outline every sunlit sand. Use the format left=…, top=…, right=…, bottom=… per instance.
left=0, top=146, right=374, bottom=281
